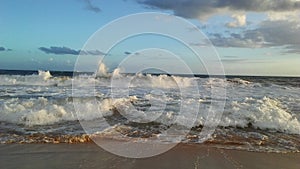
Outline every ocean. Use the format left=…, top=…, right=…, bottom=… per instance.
left=0, top=69, right=299, bottom=153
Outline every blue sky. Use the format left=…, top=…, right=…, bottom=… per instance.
left=0, top=0, right=300, bottom=76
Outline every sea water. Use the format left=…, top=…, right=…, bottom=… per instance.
left=0, top=69, right=299, bottom=152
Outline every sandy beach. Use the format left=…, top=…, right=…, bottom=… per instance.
left=0, top=143, right=299, bottom=169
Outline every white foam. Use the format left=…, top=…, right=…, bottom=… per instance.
left=0, top=96, right=140, bottom=126
left=0, top=68, right=199, bottom=90
left=38, top=70, right=52, bottom=80
left=130, top=74, right=197, bottom=88
left=1, top=93, right=300, bottom=135
left=96, top=63, right=109, bottom=77
left=219, top=97, right=300, bottom=134
left=111, top=68, right=122, bottom=78
left=0, top=97, right=75, bottom=126
left=228, top=78, right=252, bottom=85
left=0, top=71, right=71, bottom=86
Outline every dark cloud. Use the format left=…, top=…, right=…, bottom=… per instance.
left=135, top=0, right=300, bottom=54
left=223, top=55, right=240, bottom=58
left=190, top=32, right=264, bottom=48
left=39, top=46, right=80, bottom=55
left=84, top=0, right=101, bottom=13
left=209, top=20, right=300, bottom=54
left=218, top=0, right=300, bottom=11
left=124, top=51, right=141, bottom=55
left=220, top=58, right=268, bottom=64
left=137, top=0, right=215, bottom=18
left=210, top=33, right=265, bottom=48
left=124, top=51, right=132, bottom=55
left=229, top=33, right=242, bottom=39
left=221, top=58, right=248, bottom=63
left=255, top=20, right=300, bottom=47
left=189, top=40, right=211, bottom=47
left=137, top=0, right=300, bottom=18
left=39, top=46, right=107, bottom=56
left=283, top=44, right=300, bottom=54
left=0, top=47, right=12, bottom=52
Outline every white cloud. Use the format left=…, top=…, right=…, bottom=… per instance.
left=226, top=14, right=247, bottom=27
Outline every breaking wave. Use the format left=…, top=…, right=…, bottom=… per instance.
left=0, top=95, right=299, bottom=135
left=0, top=67, right=300, bottom=152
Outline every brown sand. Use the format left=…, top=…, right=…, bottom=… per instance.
left=0, top=143, right=299, bottom=169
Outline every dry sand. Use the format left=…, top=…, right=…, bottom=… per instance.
left=0, top=143, right=299, bottom=169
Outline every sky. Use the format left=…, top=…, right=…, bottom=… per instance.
left=0, top=0, right=300, bottom=76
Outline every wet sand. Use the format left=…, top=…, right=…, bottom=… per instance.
left=0, top=143, right=299, bottom=169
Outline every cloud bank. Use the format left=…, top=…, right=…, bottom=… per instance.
left=39, top=46, right=80, bottom=55
left=137, top=0, right=300, bottom=19
left=210, top=20, right=300, bottom=53
left=136, top=0, right=300, bottom=54
left=39, top=46, right=106, bottom=55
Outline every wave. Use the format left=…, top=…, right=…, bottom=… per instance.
left=0, top=96, right=145, bottom=126
left=0, top=70, right=72, bottom=86
left=1, top=95, right=299, bottom=134
left=0, top=65, right=299, bottom=139
left=38, top=70, right=52, bottom=80
left=95, top=63, right=110, bottom=78
left=219, top=97, right=300, bottom=134
left=227, top=78, right=252, bottom=85
left=0, top=70, right=199, bottom=89
left=1, top=69, right=297, bottom=92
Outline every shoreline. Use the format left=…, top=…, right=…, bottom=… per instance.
left=0, top=143, right=299, bottom=169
